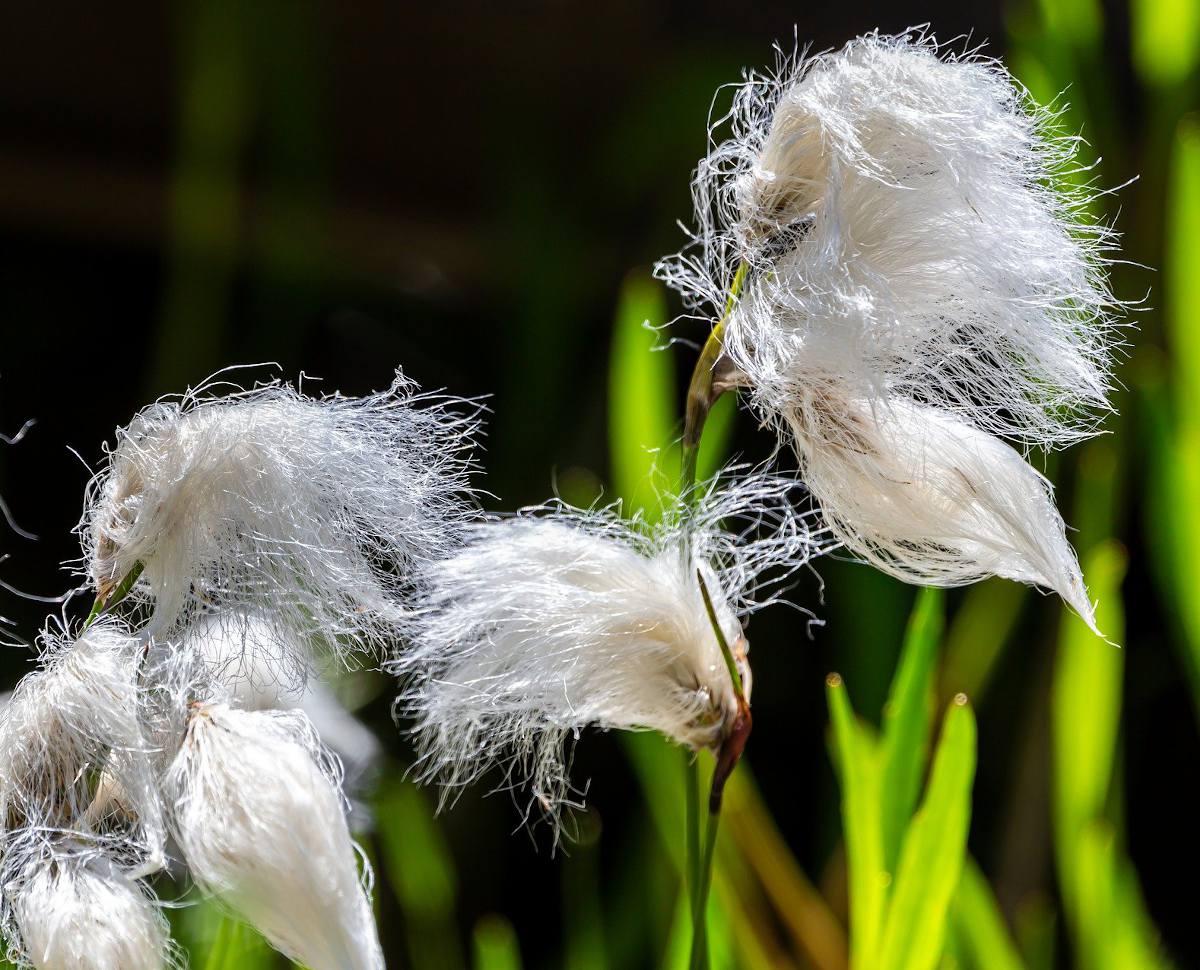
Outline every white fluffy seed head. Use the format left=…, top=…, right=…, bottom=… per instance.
left=396, top=472, right=829, bottom=825
left=2, top=839, right=173, bottom=970
left=790, top=393, right=1097, bottom=630
left=655, top=29, right=1121, bottom=618
left=167, top=702, right=383, bottom=970
left=179, top=613, right=383, bottom=826
left=0, top=620, right=166, bottom=871
left=80, top=370, right=481, bottom=662
left=658, top=29, right=1118, bottom=447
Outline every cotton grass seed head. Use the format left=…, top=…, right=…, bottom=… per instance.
left=180, top=612, right=382, bottom=825
left=792, top=393, right=1097, bottom=629
left=396, top=472, right=829, bottom=825
left=2, top=838, right=173, bottom=970
left=167, top=701, right=383, bottom=970
left=655, top=29, right=1122, bottom=622
left=80, top=370, right=481, bottom=658
left=0, top=619, right=166, bottom=871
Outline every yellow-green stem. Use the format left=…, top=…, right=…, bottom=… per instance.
left=684, top=752, right=701, bottom=937
left=82, top=562, right=145, bottom=632
left=679, top=261, right=748, bottom=969
left=679, top=262, right=748, bottom=501
left=689, top=808, right=722, bottom=970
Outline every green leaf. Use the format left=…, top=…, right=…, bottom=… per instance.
left=938, top=579, right=1024, bottom=705
left=879, top=588, right=944, bottom=873
left=472, top=915, right=523, bottom=970
left=1052, top=538, right=1126, bottom=901
left=952, top=857, right=1026, bottom=970
left=200, top=913, right=275, bottom=970
left=1131, top=0, right=1200, bottom=86
left=376, top=778, right=465, bottom=970
left=1168, top=118, right=1200, bottom=408
left=878, top=697, right=977, bottom=970
left=607, top=272, right=677, bottom=521
left=826, top=674, right=886, bottom=966
left=1151, top=119, right=1200, bottom=710
left=1071, top=823, right=1173, bottom=970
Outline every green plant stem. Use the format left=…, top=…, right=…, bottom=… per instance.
left=679, top=262, right=748, bottom=499
left=689, top=809, right=722, bottom=970
left=684, top=752, right=701, bottom=939
left=82, top=561, right=145, bottom=632
left=679, top=262, right=748, bottom=969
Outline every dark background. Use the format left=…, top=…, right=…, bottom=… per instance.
left=0, top=3, right=1191, bottom=968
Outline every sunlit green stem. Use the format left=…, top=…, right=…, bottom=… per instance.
left=679, top=262, right=748, bottom=501
left=689, top=809, right=722, bottom=970
left=684, top=752, right=701, bottom=938
left=680, top=262, right=749, bottom=969
left=82, top=561, right=145, bottom=632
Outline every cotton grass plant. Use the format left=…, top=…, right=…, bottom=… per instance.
left=0, top=23, right=1127, bottom=970
left=0, top=370, right=481, bottom=969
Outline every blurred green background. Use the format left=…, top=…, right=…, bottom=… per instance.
left=0, top=1, right=1195, bottom=968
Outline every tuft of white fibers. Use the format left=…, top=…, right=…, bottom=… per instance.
left=396, top=472, right=830, bottom=823
left=654, top=29, right=1122, bottom=621
left=789, top=393, right=1097, bottom=630
left=0, top=619, right=166, bottom=872
left=167, top=701, right=383, bottom=970
left=179, top=613, right=382, bottom=826
left=2, top=839, right=173, bottom=970
left=80, top=369, right=481, bottom=660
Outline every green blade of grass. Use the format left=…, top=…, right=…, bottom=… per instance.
left=1154, top=119, right=1200, bottom=711
left=878, top=696, right=977, bottom=970
left=472, top=915, right=523, bottom=970
left=879, top=588, right=944, bottom=874
left=1072, top=822, right=1173, bottom=970
left=375, top=778, right=465, bottom=970
left=938, top=579, right=1025, bottom=707
left=826, top=673, right=886, bottom=967
left=1051, top=538, right=1126, bottom=906
left=199, top=913, right=275, bottom=970
left=1131, top=0, right=1200, bottom=86
left=608, top=272, right=676, bottom=520
left=952, top=857, right=1026, bottom=970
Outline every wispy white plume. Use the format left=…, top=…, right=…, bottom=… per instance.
left=655, top=29, right=1121, bottom=623
left=396, top=472, right=829, bottom=822
left=793, top=394, right=1096, bottom=628
left=180, top=613, right=382, bottom=826
left=0, top=619, right=166, bottom=872
left=80, top=370, right=481, bottom=660
left=2, top=838, right=173, bottom=970
left=167, top=702, right=383, bottom=970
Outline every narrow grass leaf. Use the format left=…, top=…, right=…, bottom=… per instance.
left=878, top=697, right=977, bottom=970
left=473, top=915, right=523, bottom=970
left=938, top=579, right=1025, bottom=706
left=1132, top=0, right=1200, bottom=86
left=376, top=778, right=465, bottom=970
left=608, top=272, right=676, bottom=520
left=826, top=674, right=886, bottom=967
left=952, top=857, right=1026, bottom=970
left=1052, top=538, right=1126, bottom=902
left=879, top=588, right=944, bottom=873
